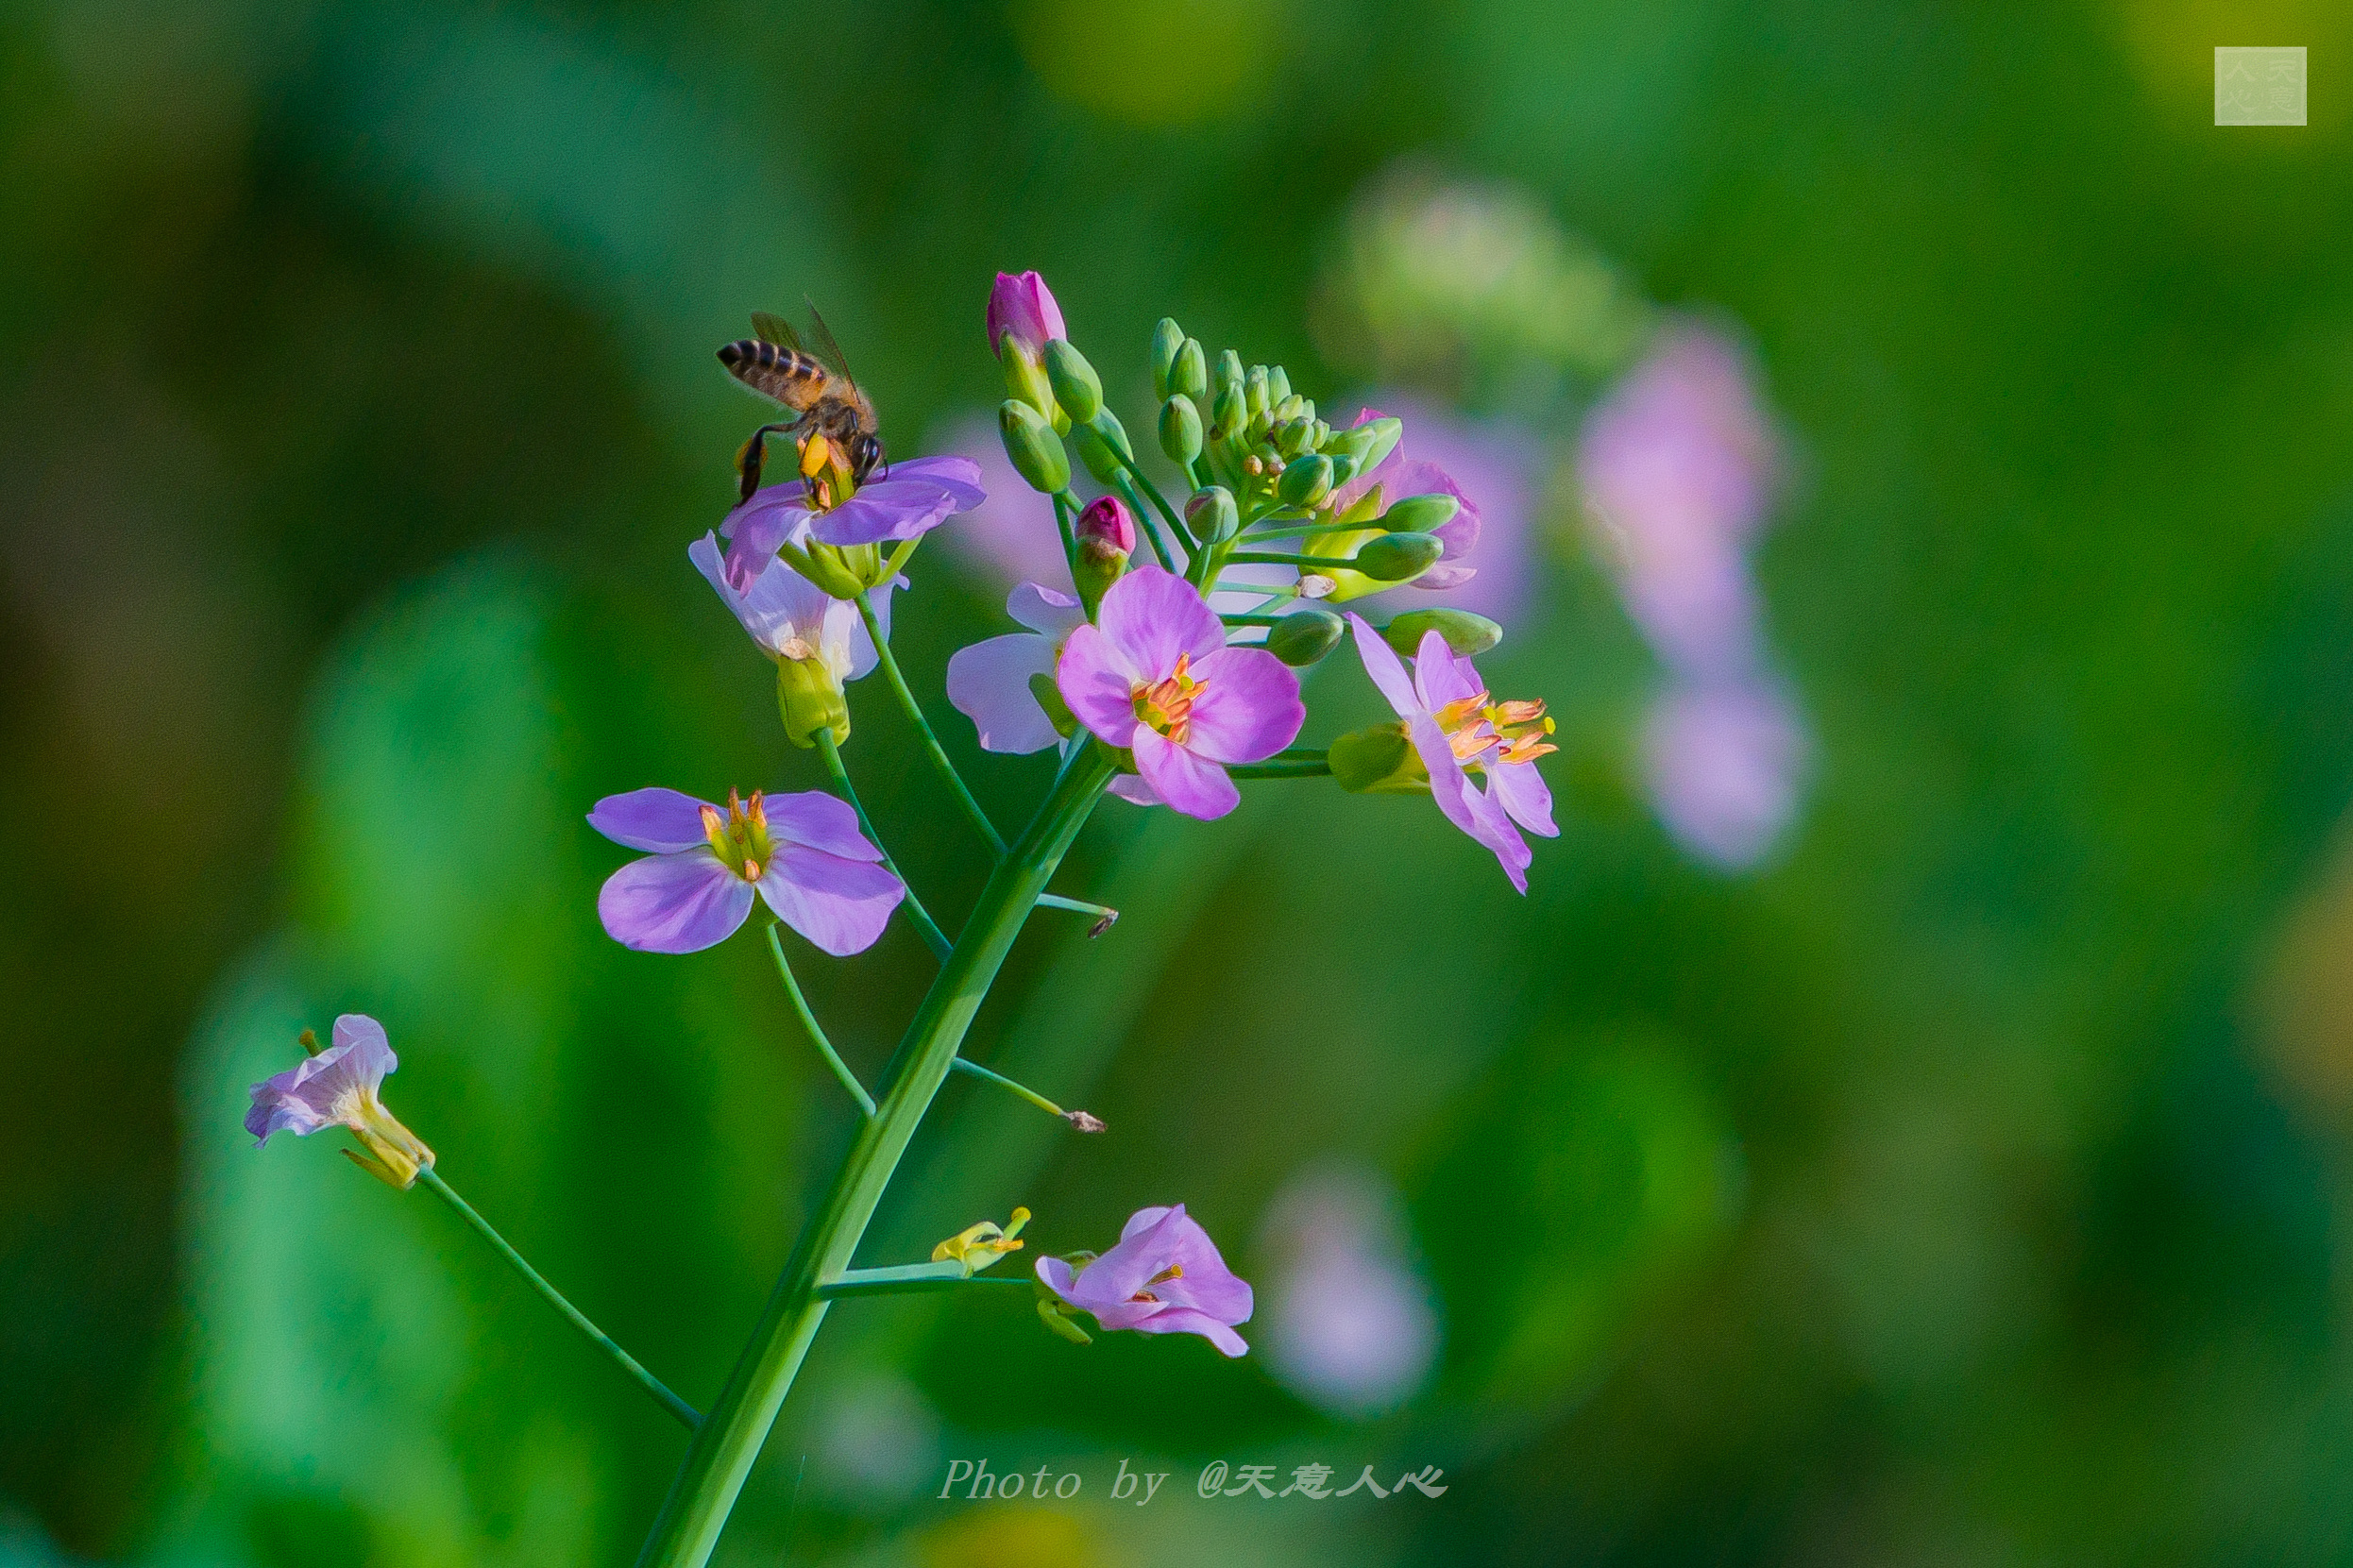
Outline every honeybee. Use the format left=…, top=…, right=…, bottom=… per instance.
left=717, top=305, right=886, bottom=505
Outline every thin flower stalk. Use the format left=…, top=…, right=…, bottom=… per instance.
left=810, top=730, right=953, bottom=959
left=853, top=590, right=1007, bottom=858
left=765, top=922, right=873, bottom=1119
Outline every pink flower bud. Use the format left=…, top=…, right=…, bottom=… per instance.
left=987, top=270, right=1067, bottom=361
left=1075, top=494, right=1136, bottom=556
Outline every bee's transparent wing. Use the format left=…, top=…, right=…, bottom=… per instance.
left=801, top=300, right=859, bottom=394
left=752, top=311, right=804, bottom=352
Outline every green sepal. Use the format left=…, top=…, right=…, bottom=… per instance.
left=999, top=399, right=1072, bottom=494
left=1149, top=317, right=1184, bottom=398
left=1264, top=607, right=1346, bottom=666
left=1027, top=672, right=1078, bottom=739
left=1330, top=722, right=1427, bottom=794
left=1160, top=395, right=1204, bottom=466
left=779, top=655, right=851, bottom=750
left=1070, top=411, right=1133, bottom=488
left=1184, top=486, right=1239, bottom=548
left=1044, top=339, right=1103, bottom=425
left=1277, top=453, right=1333, bottom=508
left=1173, top=337, right=1209, bottom=401
left=1000, top=329, right=1058, bottom=424
left=1379, top=492, right=1461, bottom=534
left=1351, top=531, right=1443, bottom=582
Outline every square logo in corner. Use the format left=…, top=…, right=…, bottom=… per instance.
left=2216, top=46, right=2306, bottom=126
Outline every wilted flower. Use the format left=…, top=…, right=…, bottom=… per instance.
left=1346, top=396, right=1537, bottom=624
left=1343, top=615, right=1555, bottom=893
left=589, top=786, right=905, bottom=956
left=933, top=1207, right=1031, bottom=1275
left=1056, top=565, right=1305, bottom=821
left=245, top=1014, right=435, bottom=1189
left=946, top=582, right=1086, bottom=754
left=720, top=456, right=985, bottom=585
left=1035, top=1204, right=1254, bottom=1358
left=1303, top=408, right=1484, bottom=602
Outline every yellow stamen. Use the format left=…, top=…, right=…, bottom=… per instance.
left=799, top=431, right=833, bottom=479
left=1133, top=651, right=1204, bottom=743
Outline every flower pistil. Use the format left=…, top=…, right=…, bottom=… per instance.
left=700, top=789, right=776, bottom=883
left=1133, top=652, right=1202, bottom=743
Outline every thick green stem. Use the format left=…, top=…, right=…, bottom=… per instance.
left=1227, top=548, right=1352, bottom=571
left=634, top=744, right=1115, bottom=1568
left=765, top=922, right=873, bottom=1119
left=812, top=730, right=953, bottom=960
left=417, top=1167, right=700, bottom=1431
left=855, top=593, right=1007, bottom=859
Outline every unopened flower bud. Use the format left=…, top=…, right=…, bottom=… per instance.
left=778, top=654, right=852, bottom=749
left=1073, top=494, right=1135, bottom=616
left=1160, top=395, right=1204, bottom=466
left=1185, top=486, right=1239, bottom=547
left=1264, top=606, right=1346, bottom=666
left=1275, top=417, right=1314, bottom=458
left=1215, top=348, right=1244, bottom=400
left=1273, top=393, right=1304, bottom=425
left=1352, top=531, right=1443, bottom=582
left=999, top=399, right=1071, bottom=494
left=1328, top=452, right=1358, bottom=487
left=1150, top=318, right=1184, bottom=398
left=1379, top=492, right=1462, bottom=534
left=1329, top=722, right=1425, bottom=794
left=1381, top=607, right=1503, bottom=658
left=1211, top=383, right=1247, bottom=441
left=1277, top=452, right=1333, bottom=508
left=1246, top=364, right=1270, bottom=419
left=1068, top=409, right=1133, bottom=488
left=1173, top=338, right=1209, bottom=401
left=1267, top=364, right=1292, bottom=406
left=1001, top=332, right=1058, bottom=423
left=1043, top=339, right=1103, bottom=425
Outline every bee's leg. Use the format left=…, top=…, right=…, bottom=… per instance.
left=736, top=422, right=801, bottom=503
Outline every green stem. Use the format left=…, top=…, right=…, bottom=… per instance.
left=1226, top=548, right=1351, bottom=571
left=951, top=1054, right=1066, bottom=1118
left=1243, top=517, right=1365, bottom=542
left=855, top=592, right=1007, bottom=859
left=1188, top=453, right=1215, bottom=493
left=812, top=730, right=953, bottom=961
left=817, top=1261, right=1034, bottom=1298
left=417, top=1167, right=700, bottom=1431
left=1035, top=892, right=1118, bottom=935
left=765, top=921, right=873, bottom=1119
left=1101, top=435, right=1190, bottom=548
left=635, top=743, right=1115, bottom=1568
left=1052, top=490, right=1078, bottom=574
left=1228, top=750, right=1330, bottom=780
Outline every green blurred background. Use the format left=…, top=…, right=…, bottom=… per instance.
left=5, top=1, right=2352, bottom=1562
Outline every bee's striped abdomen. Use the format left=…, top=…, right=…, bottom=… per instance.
left=718, top=338, right=825, bottom=408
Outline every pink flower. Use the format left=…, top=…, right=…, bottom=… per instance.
left=1036, top=1204, right=1254, bottom=1358
left=245, top=1014, right=435, bottom=1189
left=946, top=582, right=1087, bottom=754
left=719, top=455, right=985, bottom=585
left=1340, top=396, right=1538, bottom=624
left=1056, top=566, right=1305, bottom=821
left=986, top=270, right=1067, bottom=360
left=1640, top=677, right=1806, bottom=868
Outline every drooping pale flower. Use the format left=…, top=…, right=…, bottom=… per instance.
left=245, top=1014, right=435, bottom=1189
left=1056, top=565, right=1305, bottom=821
left=933, top=1207, right=1031, bottom=1275
left=1344, top=396, right=1537, bottom=624
left=1343, top=615, right=1556, bottom=893
left=720, top=455, right=985, bottom=585
left=590, top=786, right=904, bottom=956
left=986, top=270, right=1067, bottom=361
left=946, top=582, right=1086, bottom=754
left=689, top=530, right=885, bottom=678
left=1034, top=1204, right=1254, bottom=1358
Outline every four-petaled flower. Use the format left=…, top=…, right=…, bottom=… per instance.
left=720, top=455, right=985, bottom=588
left=1057, top=566, right=1305, bottom=821
left=1035, top=1203, right=1255, bottom=1357
left=946, top=582, right=1087, bottom=754
left=245, top=1014, right=435, bottom=1189
left=691, top=528, right=891, bottom=677
left=589, top=786, right=905, bottom=956
left=1346, top=615, right=1557, bottom=893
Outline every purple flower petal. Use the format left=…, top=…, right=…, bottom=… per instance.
left=759, top=790, right=885, bottom=862
left=885, top=454, right=987, bottom=511
left=588, top=787, right=716, bottom=853
left=947, top=632, right=1062, bottom=753
left=1127, top=1307, right=1249, bottom=1357
left=1095, top=565, right=1223, bottom=681
left=1106, top=773, right=1161, bottom=807
left=1348, top=615, right=1420, bottom=718
left=599, top=850, right=755, bottom=953
left=1491, top=758, right=1558, bottom=838
left=805, top=474, right=964, bottom=548
left=690, top=531, right=845, bottom=665
left=245, top=1015, right=398, bottom=1146
left=987, top=271, right=1065, bottom=356
left=1035, top=1255, right=1081, bottom=1297
left=719, top=488, right=815, bottom=589
left=1410, top=565, right=1479, bottom=592
left=1411, top=631, right=1483, bottom=712
left=1006, top=581, right=1085, bottom=637
left=1182, top=647, right=1304, bottom=765
left=1055, top=623, right=1144, bottom=746
left=756, top=849, right=905, bottom=956
left=1133, top=728, right=1239, bottom=820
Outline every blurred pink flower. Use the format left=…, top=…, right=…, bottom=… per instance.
left=1342, top=394, right=1538, bottom=625
left=1640, top=678, right=1807, bottom=869
left=1256, top=1165, right=1437, bottom=1418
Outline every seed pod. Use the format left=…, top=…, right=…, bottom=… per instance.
left=1149, top=317, right=1184, bottom=398
left=1185, top=486, right=1240, bottom=547
left=1379, top=493, right=1461, bottom=534
left=1160, top=395, right=1205, bottom=466
left=1043, top=339, right=1103, bottom=425
left=1381, top=608, right=1503, bottom=658
left=999, top=399, right=1071, bottom=494
left=1351, top=531, right=1443, bottom=582
left=1277, top=452, right=1333, bottom=508
left=1264, top=607, right=1346, bottom=666
left=1173, top=337, right=1209, bottom=402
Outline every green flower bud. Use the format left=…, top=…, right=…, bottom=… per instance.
left=1379, top=492, right=1461, bottom=534
left=1264, top=606, right=1346, bottom=666
left=778, top=654, right=851, bottom=750
left=1043, top=339, right=1103, bottom=425
left=1173, top=338, right=1209, bottom=402
left=999, top=399, right=1071, bottom=494
left=1267, top=364, right=1292, bottom=406
left=1185, top=485, right=1239, bottom=547
left=1246, top=410, right=1273, bottom=447
left=1159, top=395, right=1204, bottom=466
left=1328, top=452, right=1358, bottom=487
left=1352, top=531, right=1443, bottom=582
left=1273, top=393, right=1304, bottom=425
left=783, top=540, right=868, bottom=599
left=1300, top=400, right=1317, bottom=430
left=1211, top=383, right=1247, bottom=441
left=1357, top=415, right=1404, bottom=471
left=1278, top=452, right=1333, bottom=508
left=1246, top=363, right=1270, bottom=419
left=1000, top=330, right=1058, bottom=423
left=1069, top=409, right=1133, bottom=488
left=1215, top=348, right=1244, bottom=399
left=1149, top=317, right=1184, bottom=398
left=1276, top=417, right=1314, bottom=458
left=1381, top=608, right=1503, bottom=658
left=1330, top=722, right=1426, bottom=794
